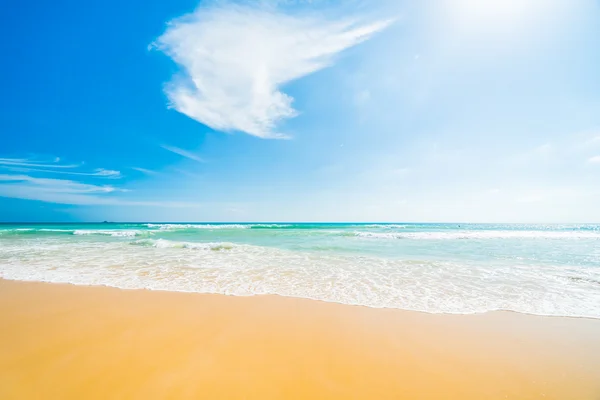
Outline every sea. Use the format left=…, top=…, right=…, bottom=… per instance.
left=1, top=222, right=599, bottom=318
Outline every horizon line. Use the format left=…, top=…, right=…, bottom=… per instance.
left=1, top=221, right=599, bottom=225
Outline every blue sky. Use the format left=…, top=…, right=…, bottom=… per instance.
left=1, top=0, right=600, bottom=222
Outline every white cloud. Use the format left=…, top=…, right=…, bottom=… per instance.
left=2, top=166, right=121, bottom=178
left=0, top=173, right=199, bottom=207
left=93, top=169, right=121, bottom=177
left=0, top=157, right=80, bottom=168
left=132, top=167, right=160, bottom=176
left=0, top=157, right=120, bottom=178
left=161, top=144, right=206, bottom=163
left=154, top=3, right=392, bottom=138
left=0, top=174, right=125, bottom=194
left=588, top=155, right=600, bottom=164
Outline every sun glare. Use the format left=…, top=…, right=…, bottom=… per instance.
left=432, top=0, right=576, bottom=50
left=451, top=0, right=539, bottom=23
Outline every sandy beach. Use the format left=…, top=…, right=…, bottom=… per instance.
left=0, top=279, right=599, bottom=399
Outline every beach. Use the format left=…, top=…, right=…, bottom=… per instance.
left=1, top=223, right=599, bottom=319
left=1, top=279, right=599, bottom=399
left=2, top=0, right=598, bottom=396
left=3, top=0, right=599, bottom=396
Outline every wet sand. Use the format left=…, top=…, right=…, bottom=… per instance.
left=0, top=279, right=599, bottom=399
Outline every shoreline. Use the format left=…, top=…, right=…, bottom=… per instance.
left=1, top=278, right=599, bottom=399
left=2, top=276, right=599, bottom=321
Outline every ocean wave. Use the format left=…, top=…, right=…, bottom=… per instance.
left=131, top=239, right=234, bottom=251
left=146, top=224, right=250, bottom=230
left=145, top=223, right=294, bottom=231
left=1, top=240, right=599, bottom=319
left=250, top=224, right=293, bottom=228
left=362, top=224, right=408, bottom=229
left=352, top=230, right=600, bottom=240
left=1, top=228, right=148, bottom=237
left=0, top=228, right=37, bottom=234
left=0, top=228, right=75, bottom=236
left=73, top=230, right=145, bottom=237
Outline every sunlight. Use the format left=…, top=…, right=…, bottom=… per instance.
left=437, top=0, right=568, bottom=42
left=451, top=0, right=539, bottom=23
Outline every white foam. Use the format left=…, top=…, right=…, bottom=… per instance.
left=0, top=228, right=73, bottom=235
left=73, top=230, right=143, bottom=237
left=363, top=224, right=408, bottom=229
left=146, top=224, right=250, bottom=230
left=250, top=224, right=292, bottom=228
left=133, top=239, right=234, bottom=250
left=1, top=238, right=599, bottom=319
left=353, top=230, right=600, bottom=240
left=146, top=223, right=291, bottom=230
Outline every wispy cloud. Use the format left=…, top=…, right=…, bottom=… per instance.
left=0, top=157, right=81, bottom=169
left=0, top=173, right=198, bottom=207
left=588, top=155, right=600, bottom=164
left=0, top=157, right=120, bottom=178
left=0, top=174, right=126, bottom=194
left=131, top=167, right=160, bottom=176
left=154, top=3, right=392, bottom=138
left=0, top=157, right=201, bottom=207
left=161, top=144, right=206, bottom=163
left=3, top=166, right=121, bottom=178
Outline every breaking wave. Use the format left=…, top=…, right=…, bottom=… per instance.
left=73, top=230, right=145, bottom=238
left=352, top=230, right=600, bottom=240
left=131, top=239, right=235, bottom=251
left=1, top=238, right=599, bottom=319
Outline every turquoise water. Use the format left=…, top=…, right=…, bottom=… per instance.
left=1, top=223, right=599, bottom=318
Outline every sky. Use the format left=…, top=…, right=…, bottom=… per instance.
left=1, top=0, right=600, bottom=222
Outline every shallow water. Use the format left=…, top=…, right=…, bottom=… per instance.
left=1, top=222, right=599, bottom=318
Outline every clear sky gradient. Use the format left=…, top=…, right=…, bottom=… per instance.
left=1, top=0, right=600, bottom=222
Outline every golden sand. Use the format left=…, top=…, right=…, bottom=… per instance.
left=0, top=279, right=599, bottom=399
